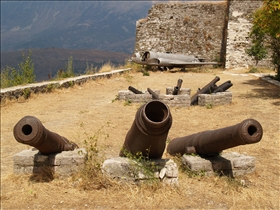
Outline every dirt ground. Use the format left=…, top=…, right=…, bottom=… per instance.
left=1, top=68, right=279, bottom=209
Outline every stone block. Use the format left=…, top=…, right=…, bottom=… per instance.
left=198, top=91, right=232, bottom=106
left=118, top=88, right=191, bottom=107
left=182, top=152, right=256, bottom=177
left=102, top=157, right=178, bottom=185
left=13, top=148, right=86, bottom=176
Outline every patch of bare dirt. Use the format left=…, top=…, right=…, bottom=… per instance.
left=1, top=69, right=279, bottom=209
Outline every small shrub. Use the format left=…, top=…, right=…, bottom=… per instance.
left=99, top=61, right=114, bottom=73
left=248, top=67, right=259, bottom=73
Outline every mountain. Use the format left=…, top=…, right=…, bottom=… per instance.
left=0, top=1, right=153, bottom=53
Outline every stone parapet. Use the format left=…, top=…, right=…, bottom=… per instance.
left=13, top=148, right=86, bottom=176
left=102, top=157, right=178, bottom=185
left=1, top=68, right=131, bottom=103
left=182, top=152, right=256, bottom=177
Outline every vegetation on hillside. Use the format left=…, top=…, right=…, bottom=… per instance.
left=0, top=50, right=36, bottom=88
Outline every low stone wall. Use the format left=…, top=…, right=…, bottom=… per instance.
left=118, top=87, right=191, bottom=107
left=0, top=68, right=131, bottom=104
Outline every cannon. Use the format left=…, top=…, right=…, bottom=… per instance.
left=128, top=86, right=143, bottom=94
left=13, top=116, right=78, bottom=154
left=190, top=76, right=220, bottom=105
left=213, top=80, right=233, bottom=93
left=147, top=87, right=159, bottom=100
left=167, top=119, right=263, bottom=156
left=172, top=79, right=183, bottom=95
left=119, top=101, right=172, bottom=159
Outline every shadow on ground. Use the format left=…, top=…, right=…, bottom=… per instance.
left=241, top=78, right=280, bottom=106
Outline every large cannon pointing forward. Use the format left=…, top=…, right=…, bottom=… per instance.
left=120, top=101, right=172, bottom=159
left=167, top=119, right=263, bottom=156
left=13, top=116, right=78, bottom=154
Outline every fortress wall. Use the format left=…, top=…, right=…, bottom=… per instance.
left=134, top=0, right=270, bottom=69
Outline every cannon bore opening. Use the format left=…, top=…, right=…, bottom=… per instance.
left=145, top=101, right=168, bottom=122
left=248, top=125, right=257, bottom=136
left=22, top=124, right=32, bottom=136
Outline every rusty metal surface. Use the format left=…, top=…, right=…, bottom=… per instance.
left=147, top=87, right=159, bottom=99
left=128, top=86, right=143, bottom=94
left=213, top=80, right=233, bottom=93
left=173, top=79, right=183, bottom=95
left=13, top=116, right=78, bottom=154
left=190, top=76, right=220, bottom=105
left=167, top=119, right=263, bottom=156
left=119, top=101, right=172, bottom=159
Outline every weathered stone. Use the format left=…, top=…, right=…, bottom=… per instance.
left=198, top=92, right=232, bottom=106
left=13, top=148, right=86, bottom=176
left=182, top=152, right=256, bottom=177
left=102, top=157, right=178, bottom=185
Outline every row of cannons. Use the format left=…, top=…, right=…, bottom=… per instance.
left=13, top=100, right=263, bottom=182
left=121, top=76, right=233, bottom=106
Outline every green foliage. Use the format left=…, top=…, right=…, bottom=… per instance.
left=22, top=88, right=31, bottom=99
left=142, top=69, right=150, bottom=76
left=250, top=0, right=280, bottom=80
left=121, top=149, right=159, bottom=183
left=56, top=56, right=75, bottom=79
left=124, top=99, right=132, bottom=106
left=0, top=50, right=36, bottom=88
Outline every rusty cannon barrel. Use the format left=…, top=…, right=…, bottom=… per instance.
left=213, top=80, right=233, bottom=93
left=172, top=79, right=183, bottom=95
left=13, top=116, right=78, bottom=154
left=190, top=76, right=220, bottom=105
left=167, top=119, right=263, bottom=156
left=119, top=101, right=172, bottom=159
left=128, top=86, right=143, bottom=94
left=147, top=87, right=159, bottom=100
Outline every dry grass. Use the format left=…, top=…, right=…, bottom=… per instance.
left=98, top=62, right=115, bottom=73
left=1, top=68, right=279, bottom=209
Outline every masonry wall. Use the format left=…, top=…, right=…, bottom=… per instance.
left=134, top=0, right=270, bottom=69
left=135, top=1, right=228, bottom=63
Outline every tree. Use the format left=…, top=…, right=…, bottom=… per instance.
left=250, top=0, right=280, bottom=80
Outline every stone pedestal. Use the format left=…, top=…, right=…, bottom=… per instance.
left=182, top=152, right=255, bottom=177
left=198, top=91, right=232, bottom=106
left=102, top=157, right=178, bottom=185
left=13, top=148, right=86, bottom=176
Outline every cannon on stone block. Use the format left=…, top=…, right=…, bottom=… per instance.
left=128, top=86, right=143, bottom=94
left=213, top=80, right=233, bottom=93
left=190, top=76, right=220, bottom=105
left=167, top=119, right=263, bottom=156
left=172, top=79, right=183, bottom=95
left=119, top=100, right=172, bottom=159
left=13, top=116, right=78, bottom=154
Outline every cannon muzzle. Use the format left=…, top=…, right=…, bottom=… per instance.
left=13, top=116, right=78, bottom=154
left=213, top=80, right=233, bottom=93
left=173, top=79, right=183, bottom=95
left=167, top=119, right=263, bottom=156
left=120, top=101, right=172, bottom=159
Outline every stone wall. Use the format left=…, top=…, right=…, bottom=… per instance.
left=225, top=0, right=268, bottom=69
left=135, top=1, right=228, bottom=63
left=134, top=0, right=270, bottom=69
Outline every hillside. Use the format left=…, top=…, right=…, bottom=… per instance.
left=1, top=1, right=153, bottom=53
left=0, top=48, right=131, bottom=82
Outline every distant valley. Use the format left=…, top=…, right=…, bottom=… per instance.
left=1, top=1, right=153, bottom=82
left=0, top=48, right=131, bottom=82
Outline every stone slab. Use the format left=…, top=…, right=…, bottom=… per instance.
left=102, top=157, right=178, bottom=185
left=13, top=148, right=86, bottom=176
left=198, top=91, right=232, bottom=106
left=182, top=152, right=255, bottom=177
